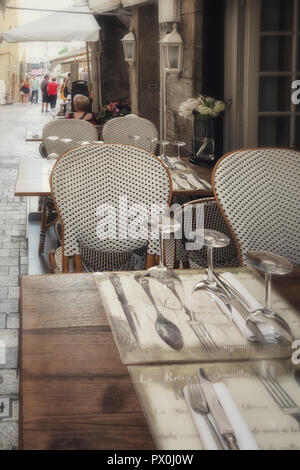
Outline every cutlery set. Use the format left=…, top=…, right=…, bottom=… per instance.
left=109, top=271, right=300, bottom=450
left=186, top=372, right=239, bottom=450
left=258, top=372, right=300, bottom=427
left=111, top=268, right=294, bottom=350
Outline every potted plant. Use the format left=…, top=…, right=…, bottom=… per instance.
left=179, top=95, right=230, bottom=164
left=96, top=97, right=131, bottom=126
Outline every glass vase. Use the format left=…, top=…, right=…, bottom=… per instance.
left=190, top=113, right=215, bottom=165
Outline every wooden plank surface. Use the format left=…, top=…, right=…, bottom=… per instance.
left=20, top=269, right=300, bottom=450
left=20, top=273, right=155, bottom=450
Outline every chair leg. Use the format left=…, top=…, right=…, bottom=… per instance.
left=146, top=253, right=156, bottom=269
left=74, top=255, right=83, bottom=273
left=49, top=251, right=56, bottom=273
left=63, top=256, right=70, bottom=273
left=38, top=204, right=47, bottom=255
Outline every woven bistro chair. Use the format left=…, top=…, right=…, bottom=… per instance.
left=102, top=114, right=158, bottom=152
left=39, top=119, right=98, bottom=158
left=49, top=143, right=172, bottom=273
left=164, top=198, right=240, bottom=269
left=38, top=119, right=99, bottom=254
left=213, top=148, right=300, bottom=266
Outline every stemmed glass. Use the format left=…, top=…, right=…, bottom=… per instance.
left=172, top=141, right=186, bottom=168
left=147, top=137, right=158, bottom=154
left=245, top=252, right=294, bottom=344
left=77, top=141, right=90, bottom=146
left=134, top=215, right=185, bottom=351
left=158, top=140, right=175, bottom=169
left=128, top=135, right=141, bottom=147
left=190, top=229, right=232, bottom=326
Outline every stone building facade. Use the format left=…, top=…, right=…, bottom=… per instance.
left=90, top=0, right=300, bottom=156
left=0, top=7, right=21, bottom=104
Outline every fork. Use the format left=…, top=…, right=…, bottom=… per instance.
left=177, top=173, right=198, bottom=190
left=258, top=372, right=300, bottom=426
left=164, top=279, right=219, bottom=352
left=186, top=376, right=226, bottom=450
left=188, top=321, right=219, bottom=352
left=172, top=174, right=186, bottom=190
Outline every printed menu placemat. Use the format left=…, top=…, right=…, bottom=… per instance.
left=128, top=360, right=300, bottom=450
left=93, top=269, right=300, bottom=364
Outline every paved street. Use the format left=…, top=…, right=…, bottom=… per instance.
left=0, top=102, right=52, bottom=449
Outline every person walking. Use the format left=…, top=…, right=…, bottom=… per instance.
left=47, top=77, right=59, bottom=110
left=23, top=78, right=30, bottom=105
left=31, top=77, right=39, bottom=104
left=41, top=74, right=50, bottom=113
left=19, top=80, right=24, bottom=104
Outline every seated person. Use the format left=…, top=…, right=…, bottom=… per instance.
left=66, top=94, right=98, bottom=125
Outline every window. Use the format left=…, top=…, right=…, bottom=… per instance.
left=224, top=0, right=300, bottom=150
left=258, top=0, right=300, bottom=148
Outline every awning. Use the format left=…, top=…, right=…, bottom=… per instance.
left=50, top=48, right=87, bottom=70
left=0, top=6, right=100, bottom=43
left=88, top=0, right=149, bottom=13
left=88, top=0, right=122, bottom=13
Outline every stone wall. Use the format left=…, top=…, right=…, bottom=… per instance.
left=130, top=4, right=160, bottom=130
left=165, top=0, right=204, bottom=154
left=101, top=16, right=130, bottom=104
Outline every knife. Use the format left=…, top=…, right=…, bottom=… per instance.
left=199, top=368, right=239, bottom=450
left=109, top=273, right=141, bottom=349
left=210, top=271, right=267, bottom=343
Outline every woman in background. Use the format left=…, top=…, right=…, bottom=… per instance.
left=23, top=78, right=30, bottom=105
left=19, top=80, right=24, bottom=104
left=65, top=94, right=97, bottom=125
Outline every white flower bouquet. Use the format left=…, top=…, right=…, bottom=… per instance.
left=179, top=95, right=229, bottom=120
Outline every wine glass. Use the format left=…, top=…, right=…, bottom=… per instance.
left=245, top=252, right=294, bottom=344
left=158, top=140, right=175, bottom=170
left=47, top=153, right=59, bottom=160
left=147, top=137, right=158, bottom=154
left=190, top=229, right=232, bottom=326
left=128, top=135, right=141, bottom=147
left=47, top=136, right=59, bottom=143
left=134, top=215, right=185, bottom=351
left=77, top=141, right=90, bottom=146
left=172, top=141, right=186, bottom=168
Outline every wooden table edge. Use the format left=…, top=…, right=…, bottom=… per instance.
left=19, top=275, right=24, bottom=451
left=14, top=191, right=51, bottom=197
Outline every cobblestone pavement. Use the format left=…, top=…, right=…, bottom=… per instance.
left=0, top=103, right=52, bottom=449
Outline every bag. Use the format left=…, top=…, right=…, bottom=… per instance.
left=71, top=80, right=90, bottom=112
left=63, top=85, right=69, bottom=99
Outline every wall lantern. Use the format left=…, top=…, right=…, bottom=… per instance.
left=160, top=23, right=183, bottom=74
left=121, top=28, right=136, bottom=66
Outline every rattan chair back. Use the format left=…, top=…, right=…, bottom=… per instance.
left=213, top=148, right=300, bottom=266
left=50, top=144, right=171, bottom=271
left=42, top=119, right=98, bottom=157
left=103, top=114, right=158, bottom=152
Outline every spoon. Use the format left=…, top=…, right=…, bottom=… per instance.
left=136, top=275, right=184, bottom=351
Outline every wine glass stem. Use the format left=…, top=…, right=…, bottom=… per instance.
left=265, top=272, right=272, bottom=312
left=159, top=225, right=165, bottom=269
left=207, top=244, right=214, bottom=283
left=177, top=146, right=180, bottom=163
